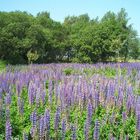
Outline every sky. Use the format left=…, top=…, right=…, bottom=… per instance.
left=0, top=0, right=139, bottom=36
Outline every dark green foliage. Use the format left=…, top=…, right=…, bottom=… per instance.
left=63, top=68, right=74, bottom=75
left=0, top=9, right=139, bottom=64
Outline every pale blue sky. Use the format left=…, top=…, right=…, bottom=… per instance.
left=0, top=0, right=139, bottom=36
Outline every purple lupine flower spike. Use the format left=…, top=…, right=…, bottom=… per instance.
left=30, top=111, right=37, bottom=127
left=44, top=109, right=50, bottom=129
left=48, top=80, right=53, bottom=104
left=136, top=114, right=140, bottom=132
left=41, top=89, right=46, bottom=105
left=6, top=109, right=10, bottom=121
left=84, top=120, right=89, bottom=140
left=0, top=88, right=2, bottom=104
left=95, top=92, right=99, bottom=109
left=39, top=116, right=44, bottom=139
left=87, top=101, right=93, bottom=123
left=136, top=97, right=140, bottom=135
left=28, top=82, right=34, bottom=105
left=93, top=120, right=100, bottom=140
left=5, top=120, right=12, bottom=140
left=122, top=111, right=127, bottom=123
left=30, top=127, right=35, bottom=138
left=5, top=93, right=11, bottom=106
left=71, top=124, right=76, bottom=140
left=136, top=96, right=140, bottom=116
left=61, top=118, right=66, bottom=140
left=54, top=106, right=61, bottom=131
left=36, top=88, right=40, bottom=106
left=44, top=109, right=50, bottom=138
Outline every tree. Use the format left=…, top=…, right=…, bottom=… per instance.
left=0, top=9, right=139, bottom=64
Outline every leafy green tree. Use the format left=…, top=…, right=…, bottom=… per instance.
left=0, top=9, right=139, bottom=64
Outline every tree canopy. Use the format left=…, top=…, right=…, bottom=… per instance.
left=0, top=9, right=139, bottom=64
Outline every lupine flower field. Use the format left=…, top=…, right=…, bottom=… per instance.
left=1, top=63, right=140, bottom=139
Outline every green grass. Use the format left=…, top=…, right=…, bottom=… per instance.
left=0, top=60, right=7, bottom=71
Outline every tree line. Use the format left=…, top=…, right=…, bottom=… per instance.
left=0, top=9, right=139, bottom=64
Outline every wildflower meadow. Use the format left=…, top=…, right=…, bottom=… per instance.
left=0, top=63, right=140, bottom=139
